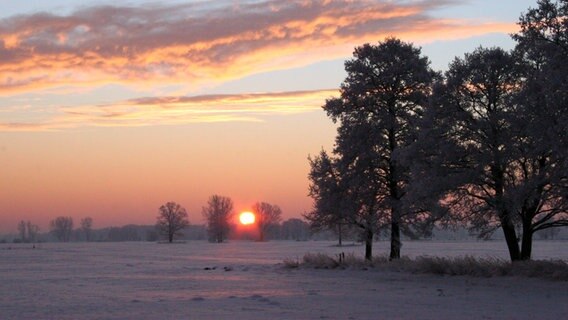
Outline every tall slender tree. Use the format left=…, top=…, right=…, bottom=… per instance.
left=305, top=150, right=354, bottom=247
left=17, top=220, right=27, bottom=242
left=80, top=217, right=93, bottom=242
left=319, top=38, right=437, bottom=259
left=26, top=221, right=39, bottom=243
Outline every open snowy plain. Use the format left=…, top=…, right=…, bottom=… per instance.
left=1, top=240, right=567, bottom=319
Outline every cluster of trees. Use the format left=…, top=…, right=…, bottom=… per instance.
left=155, top=196, right=284, bottom=243
left=16, top=221, right=40, bottom=243
left=9, top=216, right=93, bottom=243
left=48, top=216, right=94, bottom=242
left=7, top=197, right=297, bottom=243
left=306, top=0, right=568, bottom=261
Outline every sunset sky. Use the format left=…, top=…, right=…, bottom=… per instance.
left=0, top=0, right=536, bottom=233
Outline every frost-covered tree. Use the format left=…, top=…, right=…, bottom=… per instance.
left=252, top=202, right=282, bottom=241
left=50, top=216, right=74, bottom=242
left=408, top=1, right=568, bottom=261
left=305, top=150, right=355, bottom=247
left=511, top=0, right=568, bottom=257
left=424, top=47, right=523, bottom=260
left=202, top=195, right=234, bottom=243
left=415, top=45, right=567, bottom=261
left=320, top=38, right=437, bottom=259
left=155, top=202, right=189, bottom=243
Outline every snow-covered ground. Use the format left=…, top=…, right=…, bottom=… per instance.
left=1, top=240, right=566, bottom=319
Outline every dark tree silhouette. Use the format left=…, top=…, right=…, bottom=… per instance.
left=155, top=202, right=190, bottom=243
left=253, top=202, right=282, bottom=241
left=17, top=220, right=26, bottom=242
left=50, top=216, right=74, bottom=242
left=511, top=0, right=568, bottom=258
left=26, top=221, right=39, bottom=243
left=409, top=0, right=568, bottom=261
left=416, top=47, right=525, bottom=261
left=202, top=195, right=234, bottom=243
left=316, top=38, right=437, bottom=259
left=81, top=217, right=93, bottom=242
left=305, top=150, right=355, bottom=247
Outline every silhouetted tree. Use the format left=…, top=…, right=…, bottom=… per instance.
left=202, top=195, right=234, bottom=243
left=155, top=202, right=190, bottom=243
left=50, top=216, right=74, bottom=242
left=26, top=221, right=39, bottom=243
left=318, top=38, right=437, bottom=259
left=509, top=0, right=568, bottom=258
left=17, top=220, right=26, bottom=242
left=305, top=150, right=359, bottom=247
left=81, top=217, right=93, bottom=242
left=253, top=202, right=282, bottom=241
left=409, top=0, right=568, bottom=261
left=418, top=47, right=525, bottom=260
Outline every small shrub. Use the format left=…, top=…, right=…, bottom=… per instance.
left=283, top=257, right=300, bottom=269
left=303, top=253, right=339, bottom=269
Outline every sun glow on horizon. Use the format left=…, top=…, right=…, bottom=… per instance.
left=239, top=211, right=255, bottom=225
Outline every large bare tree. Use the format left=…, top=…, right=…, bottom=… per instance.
left=252, top=202, right=282, bottom=241
left=155, top=202, right=190, bottom=243
left=202, top=195, right=234, bottom=243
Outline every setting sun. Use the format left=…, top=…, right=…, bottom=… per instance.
left=239, top=211, right=255, bottom=225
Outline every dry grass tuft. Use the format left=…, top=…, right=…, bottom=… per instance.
left=284, top=253, right=568, bottom=280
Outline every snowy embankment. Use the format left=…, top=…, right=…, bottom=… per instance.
left=1, top=241, right=566, bottom=319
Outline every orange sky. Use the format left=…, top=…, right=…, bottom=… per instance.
left=0, top=0, right=536, bottom=233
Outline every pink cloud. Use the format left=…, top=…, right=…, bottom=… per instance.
left=0, top=0, right=516, bottom=94
left=0, top=89, right=338, bottom=131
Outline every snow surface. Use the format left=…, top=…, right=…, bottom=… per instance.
left=1, top=240, right=566, bottom=320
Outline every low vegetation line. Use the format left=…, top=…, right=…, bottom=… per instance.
left=283, top=253, right=568, bottom=281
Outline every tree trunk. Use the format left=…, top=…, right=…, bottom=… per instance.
left=364, top=229, right=373, bottom=261
left=168, top=233, right=174, bottom=243
left=500, top=215, right=520, bottom=261
left=338, top=223, right=343, bottom=247
left=390, top=220, right=401, bottom=260
left=520, top=221, right=533, bottom=260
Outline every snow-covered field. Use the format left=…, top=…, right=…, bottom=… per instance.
left=1, top=240, right=566, bottom=319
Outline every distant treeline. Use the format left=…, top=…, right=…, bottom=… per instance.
left=2, top=220, right=566, bottom=244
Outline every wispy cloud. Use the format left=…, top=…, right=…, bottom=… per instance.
left=0, top=0, right=516, bottom=94
left=0, top=89, right=338, bottom=131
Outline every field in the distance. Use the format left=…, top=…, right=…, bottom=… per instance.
left=1, top=240, right=567, bottom=320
